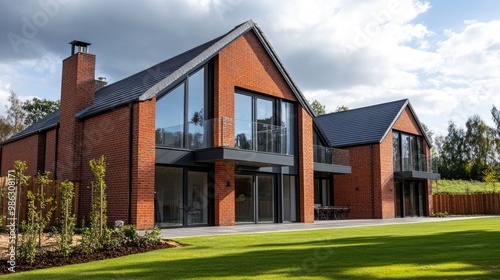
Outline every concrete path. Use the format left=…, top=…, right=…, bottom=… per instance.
left=156, top=216, right=494, bottom=239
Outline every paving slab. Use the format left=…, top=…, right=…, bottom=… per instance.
left=153, top=216, right=493, bottom=239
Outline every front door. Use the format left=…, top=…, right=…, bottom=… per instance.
left=235, top=174, right=275, bottom=223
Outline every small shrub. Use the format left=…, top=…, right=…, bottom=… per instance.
left=123, top=224, right=139, bottom=240
left=56, top=180, right=76, bottom=257
left=141, top=226, right=162, bottom=247
left=431, top=211, right=449, bottom=218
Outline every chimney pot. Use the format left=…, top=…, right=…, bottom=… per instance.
left=69, top=40, right=91, bottom=55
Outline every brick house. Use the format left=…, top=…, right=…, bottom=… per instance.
left=315, top=99, right=440, bottom=219
left=0, top=20, right=354, bottom=229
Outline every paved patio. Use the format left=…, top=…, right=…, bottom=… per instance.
left=154, top=216, right=492, bottom=239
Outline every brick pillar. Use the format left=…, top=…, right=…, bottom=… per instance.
left=214, top=161, right=235, bottom=226
left=131, top=99, right=156, bottom=229
left=58, top=52, right=95, bottom=181
left=298, top=107, right=314, bottom=223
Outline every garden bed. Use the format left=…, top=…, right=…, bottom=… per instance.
left=0, top=233, right=181, bottom=274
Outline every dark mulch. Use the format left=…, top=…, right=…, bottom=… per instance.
left=0, top=240, right=179, bottom=274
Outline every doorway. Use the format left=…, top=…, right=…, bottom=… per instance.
left=235, top=174, right=275, bottom=223
left=395, top=180, right=426, bottom=217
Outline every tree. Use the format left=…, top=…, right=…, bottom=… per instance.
left=309, top=99, right=326, bottom=115
left=0, top=91, right=26, bottom=141
left=439, top=121, right=468, bottom=180
left=0, top=117, right=13, bottom=142
left=22, top=97, right=60, bottom=126
left=335, top=105, right=349, bottom=112
left=465, top=115, right=495, bottom=180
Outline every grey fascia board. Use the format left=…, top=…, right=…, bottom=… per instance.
left=395, top=171, right=441, bottom=180
left=139, top=21, right=255, bottom=102
left=314, top=162, right=352, bottom=174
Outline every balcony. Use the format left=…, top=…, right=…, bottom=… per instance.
left=395, top=154, right=440, bottom=180
left=313, top=145, right=351, bottom=174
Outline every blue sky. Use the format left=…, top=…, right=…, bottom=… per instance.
left=1, top=0, right=500, bottom=137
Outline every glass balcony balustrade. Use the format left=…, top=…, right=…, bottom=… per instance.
left=313, top=145, right=350, bottom=166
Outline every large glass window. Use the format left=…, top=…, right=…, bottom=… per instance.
left=156, top=66, right=210, bottom=149
left=156, top=84, right=185, bottom=148
left=393, top=130, right=426, bottom=172
left=234, top=91, right=296, bottom=155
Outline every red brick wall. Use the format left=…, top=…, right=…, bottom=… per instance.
left=214, top=161, right=235, bottom=226
left=393, top=107, right=422, bottom=136
left=0, top=135, right=39, bottom=176
left=131, top=99, right=156, bottom=229
left=298, top=107, right=314, bottom=223
left=334, top=145, right=379, bottom=219
left=44, top=128, right=57, bottom=178
left=79, top=106, right=131, bottom=226
left=379, top=132, right=395, bottom=218
left=58, top=52, right=95, bottom=181
left=213, top=30, right=307, bottom=225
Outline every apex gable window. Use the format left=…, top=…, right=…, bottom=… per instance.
left=156, top=66, right=212, bottom=149
left=393, top=130, right=426, bottom=172
left=234, top=90, right=296, bottom=155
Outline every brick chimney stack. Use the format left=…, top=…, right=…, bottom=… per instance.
left=57, top=40, right=95, bottom=181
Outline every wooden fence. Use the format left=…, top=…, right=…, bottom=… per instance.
left=0, top=177, right=79, bottom=227
left=433, top=194, right=500, bottom=215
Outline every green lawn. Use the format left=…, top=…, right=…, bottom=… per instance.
left=433, top=179, right=500, bottom=194
left=3, top=217, right=500, bottom=279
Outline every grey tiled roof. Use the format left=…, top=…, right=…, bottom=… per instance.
left=3, top=109, right=60, bottom=143
left=76, top=34, right=224, bottom=118
left=315, top=99, right=413, bottom=148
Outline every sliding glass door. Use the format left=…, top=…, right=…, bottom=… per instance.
left=235, top=174, right=275, bottom=223
left=155, top=166, right=211, bottom=227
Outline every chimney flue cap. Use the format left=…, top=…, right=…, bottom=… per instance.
left=69, top=40, right=91, bottom=55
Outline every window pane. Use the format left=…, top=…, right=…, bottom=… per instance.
left=155, top=166, right=183, bottom=226
left=187, top=171, right=208, bottom=225
left=156, top=83, right=185, bottom=148
left=256, top=98, right=274, bottom=152
left=235, top=93, right=253, bottom=149
left=188, top=68, right=209, bottom=149
left=417, top=137, right=425, bottom=171
left=281, top=102, right=296, bottom=155
left=393, top=131, right=401, bottom=171
left=411, top=135, right=418, bottom=171
left=283, top=175, right=297, bottom=222
left=402, top=134, right=411, bottom=171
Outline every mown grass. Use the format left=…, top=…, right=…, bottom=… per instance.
left=2, top=217, right=500, bottom=279
left=432, top=179, right=500, bottom=194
